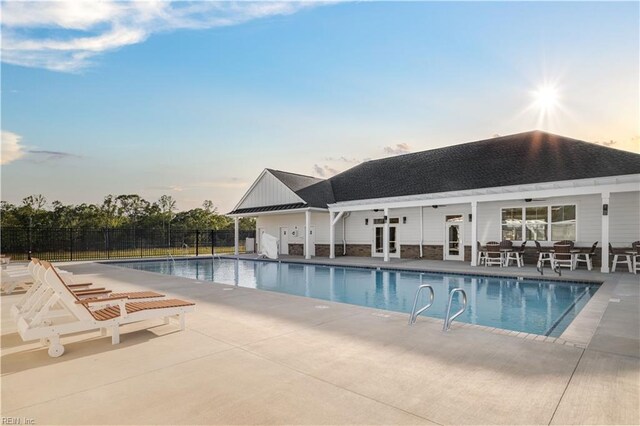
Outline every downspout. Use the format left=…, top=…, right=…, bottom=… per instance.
left=419, top=206, right=424, bottom=258
left=342, top=212, right=350, bottom=255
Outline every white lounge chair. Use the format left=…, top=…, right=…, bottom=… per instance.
left=11, top=261, right=165, bottom=324
left=16, top=262, right=195, bottom=357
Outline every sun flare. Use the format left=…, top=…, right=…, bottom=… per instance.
left=533, top=85, right=559, bottom=111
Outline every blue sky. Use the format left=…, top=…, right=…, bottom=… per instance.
left=2, top=1, right=638, bottom=213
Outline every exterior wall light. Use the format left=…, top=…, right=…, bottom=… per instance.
left=365, top=218, right=369, bottom=225
left=402, top=217, right=407, bottom=224
left=603, top=204, right=608, bottom=216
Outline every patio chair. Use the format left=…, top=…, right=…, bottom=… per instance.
left=477, top=241, right=487, bottom=265
left=505, top=241, right=526, bottom=267
left=500, top=240, right=513, bottom=250
left=16, top=262, right=195, bottom=357
left=610, top=243, right=633, bottom=273
left=553, top=244, right=574, bottom=270
left=632, top=241, right=640, bottom=274
left=574, top=242, right=598, bottom=271
left=485, top=242, right=502, bottom=267
left=535, top=241, right=553, bottom=269
left=557, top=240, right=575, bottom=249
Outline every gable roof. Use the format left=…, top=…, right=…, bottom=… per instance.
left=328, top=130, right=640, bottom=203
left=230, top=131, right=640, bottom=214
left=228, top=169, right=335, bottom=214
left=266, top=169, right=335, bottom=208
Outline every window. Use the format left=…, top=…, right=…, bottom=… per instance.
left=525, top=207, right=548, bottom=241
left=501, top=208, right=522, bottom=240
left=500, top=205, right=576, bottom=241
left=551, top=205, right=576, bottom=241
left=373, top=217, right=399, bottom=225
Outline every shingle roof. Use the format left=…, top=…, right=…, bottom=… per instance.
left=229, top=203, right=307, bottom=215
left=328, top=130, right=640, bottom=202
left=237, top=131, right=640, bottom=213
left=266, top=169, right=335, bottom=208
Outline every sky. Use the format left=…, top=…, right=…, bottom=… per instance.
left=1, top=1, right=639, bottom=213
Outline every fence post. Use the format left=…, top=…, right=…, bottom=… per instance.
left=195, top=230, right=200, bottom=257
left=28, top=226, right=32, bottom=260
left=211, top=230, right=215, bottom=256
left=106, top=228, right=110, bottom=259
left=69, top=228, right=74, bottom=261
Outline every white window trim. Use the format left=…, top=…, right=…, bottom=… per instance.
left=499, top=203, right=579, bottom=244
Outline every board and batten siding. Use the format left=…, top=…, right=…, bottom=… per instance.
left=236, top=171, right=301, bottom=210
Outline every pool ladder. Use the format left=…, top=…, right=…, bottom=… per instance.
left=408, top=286, right=468, bottom=331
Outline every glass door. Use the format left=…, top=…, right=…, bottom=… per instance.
left=373, top=225, right=398, bottom=256
left=445, top=215, right=464, bottom=261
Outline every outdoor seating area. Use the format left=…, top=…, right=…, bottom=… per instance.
left=5, top=259, right=195, bottom=357
left=478, top=240, right=639, bottom=274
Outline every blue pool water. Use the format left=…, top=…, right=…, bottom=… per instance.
left=112, top=258, right=599, bottom=337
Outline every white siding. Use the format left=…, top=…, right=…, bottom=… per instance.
left=253, top=191, right=640, bottom=254
left=237, top=171, right=301, bottom=210
left=476, top=193, right=640, bottom=246
left=610, top=191, right=640, bottom=245
left=256, top=212, right=329, bottom=245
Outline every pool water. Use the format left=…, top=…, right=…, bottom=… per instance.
left=112, top=258, right=599, bottom=337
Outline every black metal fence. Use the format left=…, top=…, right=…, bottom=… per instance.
left=0, top=227, right=256, bottom=262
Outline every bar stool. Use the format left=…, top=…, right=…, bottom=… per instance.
left=535, top=241, right=553, bottom=268
left=610, top=243, right=633, bottom=273
left=505, top=241, right=526, bottom=267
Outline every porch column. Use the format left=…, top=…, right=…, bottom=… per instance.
left=601, top=192, right=610, bottom=273
left=419, top=206, right=424, bottom=258
left=383, top=207, right=390, bottom=262
left=234, top=217, right=239, bottom=256
left=329, top=211, right=344, bottom=259
left=305, top=210, right=311, bottom=260
left=471, top=201, right=478, bottom=266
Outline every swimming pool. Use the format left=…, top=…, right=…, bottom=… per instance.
left=111, top=258, right=599, bottom=337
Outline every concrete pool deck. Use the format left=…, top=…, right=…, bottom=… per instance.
left=1, top=257, right=638, bottom=425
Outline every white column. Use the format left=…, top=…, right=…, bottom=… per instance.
left=234, top=217, right=239, bottom=256
left=305, top=210, right=311, bottom=260
left=329, top=212, right=336, bottom=259
left=383, top=207, right=390, bottom=262
left=601, top=192, right=610, bottom=273
left=419, top=206, right=424, bottom=258
left=471, top=201, right=478, bottom=266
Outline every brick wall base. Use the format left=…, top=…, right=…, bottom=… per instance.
left=288, top=243, right=303, bottom=256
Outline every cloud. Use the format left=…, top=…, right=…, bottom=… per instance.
left=28, top=149, right=82, bottom=161
left=324, top=156, right=361, bottom=164
left=149, top=184, right=185, bottom=192
left=312, top=164, right=339, bottom=178
left=1, top=130, right=27, bottom=165
left=383, top=143, right=411, bottom=156
left=591, top=140, right=617, bottom=147
left=1, top=1, right=318, bottom=72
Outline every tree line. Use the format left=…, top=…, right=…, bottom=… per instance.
left=0, top=194, right=255, bottom=231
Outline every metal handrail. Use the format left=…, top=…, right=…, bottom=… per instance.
left=443, top=288, right=467, bottom=331
left=408, top=284, right=435, bottom=325
left=167, top=252, right=176, bottom=265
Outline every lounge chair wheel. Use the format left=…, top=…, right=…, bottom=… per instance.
left=48, top=344, right=64, bottom=358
